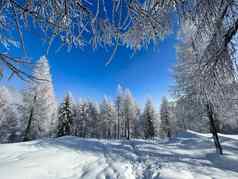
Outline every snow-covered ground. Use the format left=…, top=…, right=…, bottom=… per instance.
left=0, top=131, right=238, bottom=179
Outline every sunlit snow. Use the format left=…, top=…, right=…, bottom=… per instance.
left=0, top=131, right=238, bottom=179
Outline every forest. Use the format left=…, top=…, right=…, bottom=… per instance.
left=1, top=56, right=237, bottom=144
left=0, top=0, right=238, bottom=178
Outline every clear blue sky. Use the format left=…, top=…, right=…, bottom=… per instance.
left=1, top=28, right=177, bottom=107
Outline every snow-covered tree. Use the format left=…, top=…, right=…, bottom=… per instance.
left=0, top=0, right=174, bottom=79
left=74, top=100, right=100, bottom=138
left=142, top=99, right=158, bottom=139
left=0, top=86, right=24, bottom=143
left=123, top=89, right=137, bottom=140
left=22, top=91, right=37, bottom=141
left=174, top=96, right=209, bottom=133
left=160, top=97, right=172, bottom=139
left=167, top=100, right=179, bottom=135
left=57, top=93, right=75, bottom=137
left=86, top=101, right=100, bottom=138
left=173, top=18, right=231, bottom=154
left=115, top=85, right=125, bottom=139
left=99, top=96, right=116, bottom=139
left=0, top=1, right=237, bottom=91
left=133, top=104, right=143, bottom=138
left=74, top=100, right=89, bottom=138
left=27, top=56, right=58, bottom=139
left=216, top=83, right=238, bottom=134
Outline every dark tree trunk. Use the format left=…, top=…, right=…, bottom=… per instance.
left=23, top=95, right=37, bottom=142
left=124, top=120, right=127, bottom=138
left=167, top=130, right=171, bottom=139
left=127, top=118, right=130, bottom=140
left=113, top=124, right=116, bottom=139
left=117, top=117, right=120, bottom=139
left=182, top=117, right=187, bottom=131
left=117, top=105, right=120, bottom=139
left=206, top=103, right=223, bottom=155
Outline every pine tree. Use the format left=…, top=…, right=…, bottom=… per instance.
left=160, top=97, right=171, bottom=139
left=57, top=93, right=75, bottom=137
left=142, top=99, right=157, bottom=139
left=27, top=56, right=58, bottom=139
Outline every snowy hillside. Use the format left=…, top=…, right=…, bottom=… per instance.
left=0, top=131, right=238, bottom=179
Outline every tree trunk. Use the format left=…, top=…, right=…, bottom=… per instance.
left=206, top=103, right=223, bottom=155
left=165, top=111, right=171, bottom=139
left=127, top=118, right=130, bottom=140
left=23, top=95, right=37, bottom=142
left=124, top=120, right=127, bottom=138
left=167, top=129, right=171, bottom=139
left=117, top=107, right=120, bottom=139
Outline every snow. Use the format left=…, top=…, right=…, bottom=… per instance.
left=0, top=131, right=238, bottom=179
left=188, top=130, right=238, bottom=140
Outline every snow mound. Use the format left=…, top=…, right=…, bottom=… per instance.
left=0, top=131, right=238, bottom=179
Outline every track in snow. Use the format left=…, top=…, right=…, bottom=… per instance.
left=0, top=131, right=238, bottom=179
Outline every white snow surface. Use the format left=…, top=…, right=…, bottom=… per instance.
left=0, top=131, right=238, bottom=179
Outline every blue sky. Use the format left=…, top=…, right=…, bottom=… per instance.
left=51, top=35, right=177, bottom=106
left=1, top=30, right=177, bottom=107
left=0, top=1, right=179, bottom=108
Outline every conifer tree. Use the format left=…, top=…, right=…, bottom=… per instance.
left=99, top=96, right=116, bottom=139
left=134, top=104, right=142, bottom=138
left=0, top=86, right=24, bottom=143
left=86, top=101, right=100, bottom=138
left=28, top=56, right=58, bottom=139
left=115, top=85, right=125, bottom=139
left=57, top=93, right=75, bottom=137
left=142, top=99, right=157, bottom=139
left=74, top=100, right=89, bottom=138
left=123, top=89, right=137, bottom=140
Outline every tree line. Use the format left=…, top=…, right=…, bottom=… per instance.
left=1, top=56, right=238, bottom=157
left=1, top=56, right=238, bottom=145
left=0, top=56, right=178, bottom=143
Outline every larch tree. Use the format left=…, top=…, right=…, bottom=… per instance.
left=133, top=103, right=142, bottom=138
left=115, top=84, right=125, bottom=139
left=173, top=17, right=234, bottom=154
left=168, top=100, right=178, bottom=135
left=99, top=96, right=117, bottom=139
left=0, top=86, right=24, bottom=143
left=27, top=56, right=58, bottom=139
left=123, top=89, right=137, bottom=140
left=74, top=99, right=89, bottom=138
left=22, top=90, right=37, bottom=141
left=85, top=101, right=100, bottom=138
left=174, top=96, right=209, bottom=133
